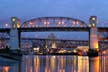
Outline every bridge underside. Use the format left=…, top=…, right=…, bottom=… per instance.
left=0, top=27, right=108, bottom=33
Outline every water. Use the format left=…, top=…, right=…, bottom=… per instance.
left=0, top=55, right=108, bottom=72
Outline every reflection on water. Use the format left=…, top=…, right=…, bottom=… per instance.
left=2, top=66, right=10, bottom=72
left=100, top=56, right=108, bottom=72
left=89, top=57, right=99, bottom=72
left=78, top=56, right=89, bottom=72
left=0, top=55, right=108, bottom=72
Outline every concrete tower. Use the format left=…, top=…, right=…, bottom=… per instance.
left=89, top=16, right=98, bottom=51
left=10, top=17, right=19, bottom=50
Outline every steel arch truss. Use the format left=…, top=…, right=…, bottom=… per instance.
left=21, top=17, right=88, bottom=28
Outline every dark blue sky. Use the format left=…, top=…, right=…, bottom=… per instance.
left=1, top=0, right=108, bottom=23
left=0, top=0, right=108, bottom=39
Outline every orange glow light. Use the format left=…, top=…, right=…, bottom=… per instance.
left=3, top=66, right=10, bottom=72
left=102, top=51, right=106, bottom=54
left=94, top=41, right=98, bottom=49
left=17, top=23, right=20, bottom=28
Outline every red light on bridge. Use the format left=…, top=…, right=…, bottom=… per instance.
left=58, top=21, right=61, bottom=25
left=30, top=21, right=33, bottom=25
left=44, top=21, right=50, bottom=25
left=72, top=20, right=79, bottom=24
left=59, top=21, right=64, bottom=25
left=76, top=20, right=79, bottom=24
left=62, top=21, right=64, bottom=24
left=44, top=19, right=50, bottom=25
left=44, top=21, right=50, bottom=27
left=72, top=21, right=76, bottom=24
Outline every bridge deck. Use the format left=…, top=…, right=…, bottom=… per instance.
left=0, top=27, right=108, bottom=32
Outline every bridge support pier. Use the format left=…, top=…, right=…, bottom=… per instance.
left=10, top=17, right=20, bottom=50
left=88, top=16, right=99, bottom=56
left=18, top=31, right=21, bottom=49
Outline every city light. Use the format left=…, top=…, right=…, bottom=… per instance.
left=73, top=49, right=77, bottom=53
left=58, top=49, right=66, bottom=53
left=51, top=43, right=57, bottom=48
left=5, top=23, right=9, bottom=27
left=33, top=47, right=39, bottom=52
left=102, top=51, right=106, bottom=54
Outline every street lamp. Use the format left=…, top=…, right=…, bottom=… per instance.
left=5, top=24, right=9, bottom=28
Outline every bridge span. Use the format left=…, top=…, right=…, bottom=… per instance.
left=0, top=16, right=108, bottom=55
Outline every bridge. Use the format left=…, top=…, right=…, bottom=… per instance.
left=0, top=16, right=108, bottom=55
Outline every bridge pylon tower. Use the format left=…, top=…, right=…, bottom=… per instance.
left=10, top=17, right=20, bottom=50
left=89, top=16, right=98, bottom=51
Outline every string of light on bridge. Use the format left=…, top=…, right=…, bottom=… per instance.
left=20, top=17, right=88, bottom=28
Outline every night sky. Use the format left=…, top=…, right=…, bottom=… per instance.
left=0, top=0, right=108, bottom=39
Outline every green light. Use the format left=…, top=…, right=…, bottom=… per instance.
left=12, top=18, right=16, bottom=22
left=11, top=17, right=17, bottom=22
left=92, top=17, right=96, bottom=21
left=92, top=23, right=95, bottom=27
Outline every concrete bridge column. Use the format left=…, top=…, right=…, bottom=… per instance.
left=10, top=17, right=20, bottom=50
left=89, top=16, right=98, bottom=51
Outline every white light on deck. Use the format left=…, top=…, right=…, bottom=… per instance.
left=73, top=50, right=77, bottom=53
left=33, top=47, right=39, bottom=51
